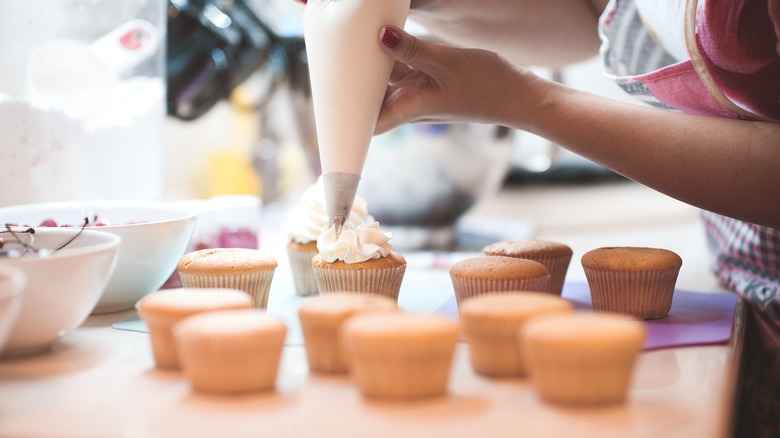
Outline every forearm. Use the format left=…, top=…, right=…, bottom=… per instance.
left=409, top=0, right=607, bottom=68
left=510, top=79, right=780, bottom=228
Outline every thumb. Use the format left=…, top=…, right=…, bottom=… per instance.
left=379, top=26, right=441, bottom=74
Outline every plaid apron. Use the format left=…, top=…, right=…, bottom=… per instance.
left=599, top=0, right=780, bottom=435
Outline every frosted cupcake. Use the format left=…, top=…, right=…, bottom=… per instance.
left=285, top=178, right=375, bottom=296
left=177, top=248, right=278, bottom=309
left=459, top=292, right=574, bottom=377
left=137, top=288, right=253, bottom=370
left=341, top=312, right=459, bottom=399
left=312, top=222, right=406, bottom=301
left=483, top=239, right=573, bottom=295
left=449, top=256, right=551, bottom=308
left=173, top=309, right=287, bottom=393
left=522, top=312, right=646, bottom=405
left=581, top=247, right=683, bottom=320
left=298, top=294, right=398, bottom=373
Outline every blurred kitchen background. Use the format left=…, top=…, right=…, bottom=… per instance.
left=163, top=0, right=642, bottom=249
left=163, top=0, right=632, bottom=201
left=0, top=0, right=651, bottom=251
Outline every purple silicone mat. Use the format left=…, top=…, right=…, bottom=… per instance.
left=434, top=281, right=738, bottom=351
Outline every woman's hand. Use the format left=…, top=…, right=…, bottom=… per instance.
left=375, top=25, right=545, bottom=134
left=376, top=29, right=780, bottom=228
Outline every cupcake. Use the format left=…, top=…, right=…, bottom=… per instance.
left=312, top=222, right=406, bottom=300
left=137, top=288, right=253, bottom=369
left=177, top=248, right=278, bottom=309
left=522, top=312, right=646, bottom=405
left=285, top=178, right=376, bottom=296
left=581, top=247, right=683, bottom=320
left=298, top=293, right=398, bottom=373
left=173, top=309, right=287, bottom=393
left=459, top=292, right=574, bottom=377
left=483, top=239, right=573, bottom=295
left=341, top=312, right=459, bottom=399
left=449, top=256, right=551, bottom=308
left=286, top=240, right=320, bottom=297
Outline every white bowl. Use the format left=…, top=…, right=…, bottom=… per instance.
left=0, top=227, right=120, bottom=357
left=358, top=123, right=512, bottom=249
left=0, top=263, right=27, bottom=354
left=0, top=200, right=197, bottom=313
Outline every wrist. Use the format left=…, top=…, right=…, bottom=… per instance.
left=492, top=68, right=556, bottom=133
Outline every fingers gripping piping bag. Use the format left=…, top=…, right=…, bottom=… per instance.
left=303, top=0, right=411, bottom=235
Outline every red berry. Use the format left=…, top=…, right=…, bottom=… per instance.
left=39, top=219, right=58, bottom=227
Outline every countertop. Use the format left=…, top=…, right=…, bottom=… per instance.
left=0, top=180, right=744, bottom=438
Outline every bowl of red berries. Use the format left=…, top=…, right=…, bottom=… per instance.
left=0, top=227, right=120, bottom=356
left=0, top=201, right=196, bottom=313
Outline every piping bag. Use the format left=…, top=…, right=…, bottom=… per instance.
left=303, top=0, right=411, bottom=235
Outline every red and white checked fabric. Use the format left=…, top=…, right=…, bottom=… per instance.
left=703, top=211, right=780, bottom=312
left=600, top=1, right=780, bottom=434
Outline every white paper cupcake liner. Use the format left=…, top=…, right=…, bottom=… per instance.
left=143, top=315, right=190, bottom=370
left=178, top=270, right=275, bottom=309
left=583, top=268, right=680, bottom=320
left=299, top=317, right=348, bottom=373
left=287, top=248, right=319, bottom=297
left=461, top=318, right=531, bottom=377
left=533, top=254, right=572, bottom=295
left=174, top=329, right=286, bottom=393
left=449, top=275, right=551, bottom=308
left=344, top=340, right=456, bottom=399
left=312, top=265, right=407, bottom=301
left=523, top=344, right=640, bottom=405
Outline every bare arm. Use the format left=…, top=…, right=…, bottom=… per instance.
left=376, top=26, right=780, bottom=228
left=522, top=79, right=780, bottom=228
left=408, top=0, right=609, bottom=67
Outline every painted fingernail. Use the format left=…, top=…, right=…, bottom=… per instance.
left=380, top=26, right=402, bottom=48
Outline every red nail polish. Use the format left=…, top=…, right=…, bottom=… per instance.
left=380, top=27, right=401, bottom=48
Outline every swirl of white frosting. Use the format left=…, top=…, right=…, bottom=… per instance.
left=285, top=178, right=374, bottom=244
left=317, top=221, right=392, bottom=263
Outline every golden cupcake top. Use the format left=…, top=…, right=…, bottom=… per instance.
left=342, top=312, right=458, bottom=344
left=449, top=256, right=550, bottom=280
left=174, top=309, right=287, bottom=337
left=483, top=239, right=573, bottom=258
left=138, top=288, right=252, bottom=317
left=581, top=247, right=682, bottom=271
left=459, top=292, right=574, bottom=323
left=298, top=293, right=398, bottom=318
left=523, top=312, right=646, bottom=349
left=177, top=248, right=278, bottom=274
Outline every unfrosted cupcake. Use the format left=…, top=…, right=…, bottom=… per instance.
left=312, top=222, right=406, bottom=300
left=483, top=239, right=573, bottom=295
left=449, top=256, right=551, bottom=308
left=173, top=309, right=287, bottom=393
left=137, top=288, right=253, bottom=369
left=581, top=247, right=682, bottom=320
left=177, top=248, right=278, bottom=309
left=285, top=178, right=375, bottom=296
left=298, top=293, right=398, bottom=373
left=341, top=312, right=459, bottom=399
left=522, top=312, right=646, bottom=405
left=459, top=292, right=574, bottom=377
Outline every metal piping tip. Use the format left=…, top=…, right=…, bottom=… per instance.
left=322, top=171, right=361, bottom=237
left=328, top=215, right=347, bottom=237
